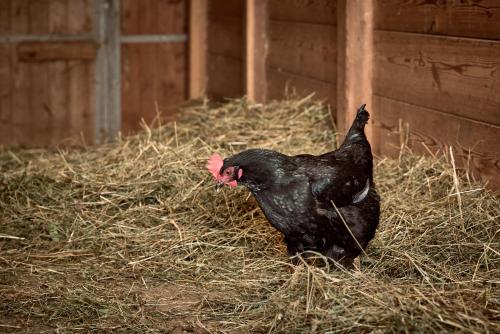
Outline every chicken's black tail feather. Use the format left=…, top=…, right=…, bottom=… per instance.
left=354, top=104, right=370, bottom=128
left=340, top=104, right=370, bottom=147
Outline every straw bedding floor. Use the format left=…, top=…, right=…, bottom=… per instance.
left=0, top=98, right=498, bottom=333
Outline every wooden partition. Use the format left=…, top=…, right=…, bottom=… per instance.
left=205, top=0, right=245, bottom=98
left=0, top=0, right=188, bottom=146
left=372, top=0, right=500, bottom=187
left=266, top=0, right=337, bottom=105
left=0, top=0, right=95, bottom=147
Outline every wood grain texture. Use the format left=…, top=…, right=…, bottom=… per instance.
left=206, top=53, right=243, bottom=98
left=205, top=0, right=245, bottom=99
left=374, top=31, right=500, bottom=126
left=121, top=0, right=187, bottom=35
left=267, top=68, right=336, bottom=106
left=207, top=16, right=243, bottom=59
left=121, top=43, right=187, bottom=134
left=375, top=0, right=500, bottom=40
left=67, top=0, right=92, bottom=34
left=247, top=0, right=268, bottom=103
left=268, top=20, right=336, bottom=83
left=373, top=95, right=500, bottom=188
left=11, top=0, right=29, bottom=34
left=189, top=0, right=207, bottom=98
left=269, top=0, right=336, bottom=25
left=0, top=0, right=11, bottom=34
left=337, top=0, right=374, bottom=140
left=17, top=42, right=97, bottom=61
left=209, top=0, right=244, bottom=18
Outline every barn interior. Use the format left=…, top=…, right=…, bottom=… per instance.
left=0, top=1, right=499, bottom=333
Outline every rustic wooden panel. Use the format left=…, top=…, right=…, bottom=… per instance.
left=375, top=0, right=500, bottom=40
left=374, top=31, right=500, bottom=126
left=267, top=68, right=336, bottom=105
left=207, top=16, right=243, bottom=59
left=121, top=43, right=187, bottom=134
left=121, top=0, right=187, bottom=34
left=209, top=0, right=244, bottom=17
left=206, top=53, right=243, bottom=98
left=269, top=0, right=336, bottom=25
left=206, top=0, right=244, bottom=99
left=373, top=95, right=500, bottom=188
left=268, top=21, right=336, bottom=83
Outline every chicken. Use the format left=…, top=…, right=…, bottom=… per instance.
left=207, top=104, right=380, bottom=265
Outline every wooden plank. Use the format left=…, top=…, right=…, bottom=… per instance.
left=155, top=42, right=186, bottom=120
left=373, top=95, right=500, bottom=188
left=337, top=0, right=374, bottom=139
left=11, top=0, right=29, bottom=34
left=48, top=0, right=69, bottom=144
left=375, top=0, right=500, bottom=40
left=68, top=0, right=93, bottom=143
left=17, top=42, right=97, bottom=61
left=10, top=47, right=32, bottom=146
left=268, top=21, right=336, bottom=83
left=122, top=0, right=186, bottom=34
left=207, top=53, right=243, bottom=98
left=121, top=43, right=140, bottom=134
left=246, top=0, right=267, bottom=103
left=269, top=0, right=336, bottom=25
left=67, top=0, right=92, bottom=34
left=0, top=44, right=11, bottom=146
left=48, top=0, right=68, bottom=34
left=374, top=31, right=500, bottom=126
left=189, top=0, right=208, bottom=98
left=122, top=42, right=187, bottom=133
left=28, top=0, right=51, bottom=145
left=208, top=16, right=243, bottom=59
left=209, top=0, right=244, bottom=18
left=0, top=0, right=10, bottom=33
left=267, top=68, right=336, bottom=105
left=157, top=0, right=187, bottom=34
left=68, top=61, right=93, bottom=141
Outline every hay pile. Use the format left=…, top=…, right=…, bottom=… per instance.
left=0, top=97, right=498, bottom=333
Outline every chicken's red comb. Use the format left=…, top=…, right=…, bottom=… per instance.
left=206, top=153, right=223, bottom=179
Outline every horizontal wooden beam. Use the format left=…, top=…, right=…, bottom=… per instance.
left=17, top=42, right=97, bottom=61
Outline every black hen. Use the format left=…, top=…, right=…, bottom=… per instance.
left=207, top=105, right=380, bottom=265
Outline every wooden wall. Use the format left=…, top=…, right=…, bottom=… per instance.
left=373, top=0, right=500, bottom=187
left=267, top=0, right=337, bottom=105
left=0, top=0, right=95, bottom=147
left=205, top=0, right=245, bottom=98
left=121, top=0, right=187, bottom=134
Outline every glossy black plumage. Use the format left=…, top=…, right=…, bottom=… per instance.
left=221, top=105, right=380, bottom=264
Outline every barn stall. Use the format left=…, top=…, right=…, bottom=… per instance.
left=0, top=1, right=499, bottom=333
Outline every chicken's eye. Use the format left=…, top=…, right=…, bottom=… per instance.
left=225, top=170, right=231, bottom=175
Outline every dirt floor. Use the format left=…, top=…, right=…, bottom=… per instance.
left=0, top=98, right=499, bottom=333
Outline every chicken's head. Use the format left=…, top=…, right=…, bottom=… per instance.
left=206, top=153, right=243, bottom=190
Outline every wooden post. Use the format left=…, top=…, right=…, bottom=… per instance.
left=337, top=0, right=374, bottom=142
left=93, top=0, right=121, bottom=143
left=189, top=0, right=207, bottom=99
left=246, top=0, right=268, bottom=103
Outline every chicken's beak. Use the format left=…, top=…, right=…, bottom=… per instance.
left=215, top=181, right=224, bottom=192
